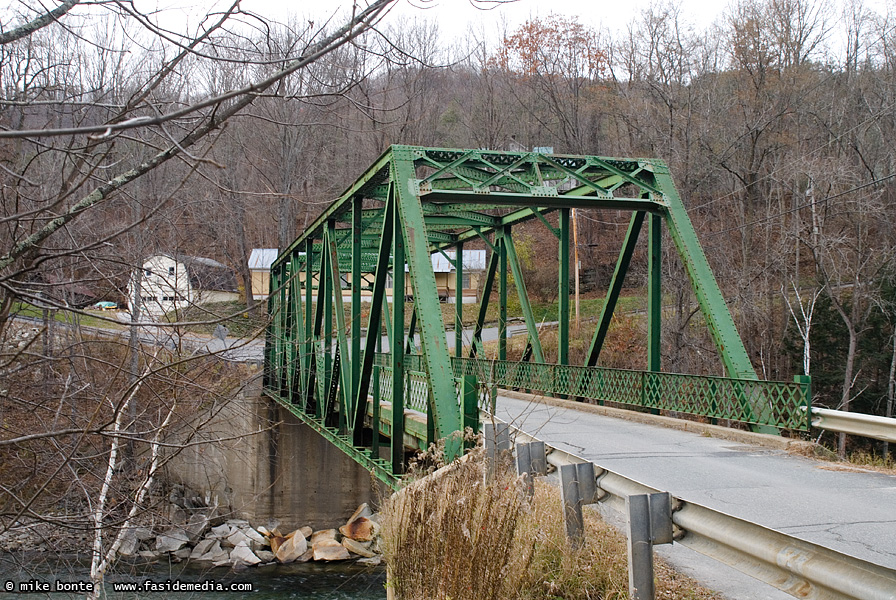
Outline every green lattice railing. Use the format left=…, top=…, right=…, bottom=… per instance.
left=373, top=354, right=811, bottom=431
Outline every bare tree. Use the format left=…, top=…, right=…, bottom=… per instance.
left=0, top=0, right=396, bottom=586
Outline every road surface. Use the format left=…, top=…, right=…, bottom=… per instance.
left=494, top=393, right=896, bottom=599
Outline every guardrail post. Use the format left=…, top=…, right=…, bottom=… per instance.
left=559, top=462, right=595, bottom=547
left=626, top=492, right=673, bottom=600
left=484, top=422, right=510, bottom=481
left=515, top=441, right=546, bottom=497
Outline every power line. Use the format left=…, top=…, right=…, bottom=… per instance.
left=705, top=171, right=896, bottom=238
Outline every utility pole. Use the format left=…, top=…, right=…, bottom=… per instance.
left=572, top=208, right=580, bottom=331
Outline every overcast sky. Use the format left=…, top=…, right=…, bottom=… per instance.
left=3, top=0, right=888, bottom=59
left=138, top=0, right=892, bottom=59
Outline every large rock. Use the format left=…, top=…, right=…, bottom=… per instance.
left=339, top=517, right=376, bottom=542
left=255, top=550, right=275, bottom=562
left=269, top=536, right=287, bottom=555
left=155, top=529, right=190, bottom=553
left=241, top=527, right=267, bottom=549
left=297, top=548, right=313, bottom=563
left=225, top=529, right=251, bottom=548
left=342, top=538, right=376, bottom=558
left=357, top=555, right=382, bottom=567
left=212, top=552, right=232, bottom=568
left=274, top=533, right=308, bottom=564
left=208, top=524, right=231, bottom=539
left=190, top=539, right=217, bottom=559
left=310, top=529, right=337, bottom=545
left=298, top=526, right=313, bottom=539
left=184, top=510, right=214, bottom=542
left=230, top=541, right=262, bottom=566
left=199, top=541, right=229, bottom=564
left=173, top=547, right=192, bottom=560
left=117, top=529, right=139, bottom=557
left=312, top=539, right=350, bottom=561
left=347, top=503, right=373, bottom=524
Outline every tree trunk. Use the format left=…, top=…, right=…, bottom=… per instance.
left=885, top=331, right=896, bottom=459
left=836, top=316, right=858, bottom=459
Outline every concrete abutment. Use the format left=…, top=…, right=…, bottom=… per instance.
left=166, top=378, right=378, bottom=530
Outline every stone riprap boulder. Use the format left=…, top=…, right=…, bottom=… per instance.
left=132, top=500, right=384, bottom=570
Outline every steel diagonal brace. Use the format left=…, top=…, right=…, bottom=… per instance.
left=504, top=231, right=545, bottom=363
left=592, top=158, right=664, bottom=197
left=587, top=212, right=645, bottom=367
left=417, top=148, right=479, bottom=184
left=532, top=208, right=560, bottom=238
left=537, top=156, right=615, bottom=199
left=426, top=163, right=531, bottom=193
left=392, top=147, right=463, bottom=458
left=470, top=250, right=499, bottom=358
left=353, top=193, right=395, bottom=446
left=327, top=222, right=353, bottom=428
left=474, top=153, right=535, bottom=190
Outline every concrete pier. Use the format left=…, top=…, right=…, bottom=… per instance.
left=166, top=378, right=378, bottom=530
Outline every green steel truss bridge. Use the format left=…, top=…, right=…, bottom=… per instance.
left=263, top=145, right=811, bottom=488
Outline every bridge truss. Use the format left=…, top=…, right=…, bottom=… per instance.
left=263, top=145, right=811, bottom=487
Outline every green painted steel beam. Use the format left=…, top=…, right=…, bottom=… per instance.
left=470, top=247, right=498, bottom=359
left=326, top=221, right=353, bottom=428
left=351, top=197, right=362, bottom=422
left=533, top=208, right=560, bottom=238
left=423, top=216, right=497, bottom=228
left=455, top=241, right=463, bottom=357
left=586, top=212, right=644, bottom=367
left=353, top=196, right=394, bottom=445
left=422, top=206, right=499, bottom=226
left=499, top=229, right=508, bottom=361
left=390, top=185, right=406, bottom=475
left=419, top=190, right=663, bottom=211
left=650, top=166, right=755, bottom=380
left=504, top=229, right=544, bottom=363
left=303, top=239, right=314, bottom=412
left=648, top=212, right=662, bottom=373
left=559, top=208, right=570, bottom=366
left=391, top=147, right=463, bottom=460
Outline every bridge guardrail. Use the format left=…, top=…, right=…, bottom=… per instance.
left=455, top=357, right=811, bottom=431
left=372, top=353, right=811, bottom=431
left=503, top=420, right=896, bottom=600
left=805, top=406, right=896, bottom=444
left=373, top=352, right=896, bottom=445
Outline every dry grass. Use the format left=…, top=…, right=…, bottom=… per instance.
left=379, top=450, right=721, bottom=600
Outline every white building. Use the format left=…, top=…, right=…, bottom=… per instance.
left=130, top=254, right=239, bottom=317
left=248, top=248, right=279, bottom=301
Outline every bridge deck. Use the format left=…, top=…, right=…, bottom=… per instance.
left=494, top=392, right=896, bottom=599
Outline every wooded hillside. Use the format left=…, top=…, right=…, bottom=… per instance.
left=1, top=0, right=894, bottom=446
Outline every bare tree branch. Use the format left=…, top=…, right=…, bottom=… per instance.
left=0, top=0, right=80, bottom=45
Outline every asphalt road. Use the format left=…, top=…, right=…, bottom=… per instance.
left=494, top=394, right=896, bottom=600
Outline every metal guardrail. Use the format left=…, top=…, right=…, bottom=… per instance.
left=807, top=407, right=896, bottom=444
left=372, top=353, right=811, bottom=431
left=455, top=357, right=811, bottom=431
left=503, top=420, right=896, bottom=600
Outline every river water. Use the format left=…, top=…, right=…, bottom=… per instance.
left=0, top=555, right=386, bottom=599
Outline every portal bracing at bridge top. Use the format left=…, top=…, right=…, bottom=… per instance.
left=263, top=145, right=811, bottom=488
